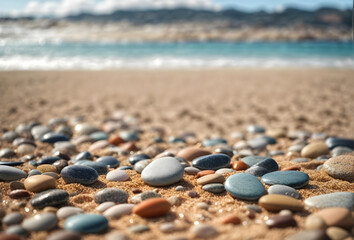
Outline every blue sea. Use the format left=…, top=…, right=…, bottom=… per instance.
left=0, top=41, right=353, bottom=70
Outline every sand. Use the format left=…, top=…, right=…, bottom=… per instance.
left=0, top=69, right=353, bottom=239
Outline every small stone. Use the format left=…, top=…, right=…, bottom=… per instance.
left=28, top=169, right=41, bottom=177
left=326, top=137, right=354, bottom=150
left=261, top=171, right=309, bottom=188
left=61, top=165, right=99, bottom=185
left=96, top=202, right=116, bottom=213
left=37, top=164, right=57, bottom=173
left=291, top=158, right=309, bottom=163
left=219, top=215, right=241, bottom=225
left=53, top=160, right=68, bottom=172
left=74, top=160, right=107, bottom=175
left=241, top=156, right=268, bottom=167
left=95, top=188, right=128, bottom=204
left=190, top=224, right=218, bottom=238
left=37, top=156, right=61, bottom=165
left=31, top=189, right=69, bottom=209
left=160, top=222, right=176, bottom=233
left=43, top=207, right=58, bottom=213
left=184, top=167, right=200, bottom=175
left=89, top=140, right=110, bottom=152
left=247, top=137, right=268, bottom=150
left=188, top=191, right=200, bottom=198
left=9, top=181, right=25, bottom=190
left=215, top=168, right=234, bottom=174
left=141, top=191, right=161, bottom=200
left=282, top=165, right=301, bottom=171
left=232, top=161, right=249, bottom=170
left=105, top=232, right=129, bottom=240
left=214, top=148, right=234, bottom=158
left=0, top=166, right=27, bottom=181
left=196, top=170, right=215, bottom=178
left=57, top=206, right=83, bottom=219
left=22, top=212, right=58, bottom=231
left=108, top=135, right=125, bottom=146
left=24, top=175, right=56, bottom=192
left=74, top=151, right=93, bottom=162
left=97, top=156, right=120, bottom=168
left=5, top=225, right=29, bottom=238
left=315, top=207, right=353, bottom=228
left=175, top=186, right=186, bottom=191
left=103, top=204, right=135, bottom=219
left=43, top=172, right=59, bottom=179
left=192, top=154, right=230, bottom=170
left=279, top=209, right=293, bottom=216
left=9, top=190, right=30, bottom=199
left=176, top=147, right=211, bottom=161
left=326, top=227, right=350, bottom=240
left=305, top=215, right=327, bottom=230
left=53, top=141, right=76, bottom=155
left=90, top=131, right=109, bottom=141
left=1, top=131, right=19, bottom=142
left=134, top=160, right=150, bottom=174
left=0, top=148, right=16, bottom=158
left=41, top=132, right=69, bottom=144
left=47, top=230, right=82, bottom=240
left=128, top=224, right=149, bottom=233
left=197, top=173, right=225, bottom=185
left=133, top=198, right=171, bottom=217
left=265, top=215, right=297, bottom=228
left=168, top=196, right=182, bottom=206
left=324, top=155, right=354, bottom=182
left=75, top=123, right=100, bottom=136
left=129, top=154, right=151, bottom=165
left=120, top=131, right=139, bottom=142
left=224, top=173, right=265, bottom=200
left=106, top=169, right=130, bottom=181
left=3, top=213, right=23, bottom=226
left=301, top=142, right=329, bottom=158
left=331, top=147, right=352, bottom=157
left=197, top=202, right=210, bottom=210
left=202, top=138, right=227, bottom=147
left=202, top=183, right=225, bottom=193
left=304, top=192, right=354, bottom=209
left=64, top=214, right=108, bottom=233
left=245, top=205, right=262, bottom=213
left=286, top=230, right=328, bottom=240
left=268, top=185, right=300, bottom=199
left=258, top=194, right=303, bottom=212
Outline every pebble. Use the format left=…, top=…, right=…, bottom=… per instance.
left=168, top=196, right=182, bottom=206
left=175, top=185, right=186, bottom=191
left=97, top=156, right=120, bottom=168
left=247, top=125, right=265, bottom=134
left=0, top=161, right=23, bottom=166
left=95, top=188, right=128, bottom=204
left=28, top=169, right=41, bottom=176
left=120, top=131, right=139, bottom=142
left=75, top=123, right=100, bottom=136
left=22, top=212, right=58, bottom=231
left=61, top=165, right=99, bottom=185
left=291, top=158, right=309, bottom=163
left=31, top=189, right=69, bottom=209
left=37, top=156, right=61, bottom=165
left=323, top=155, right=354, bottom=182
left=0, top=166, right=27, bottom=181
left=268, top=185, right=300, bottom=199
left=1, top=131, right=19, bottom=142
left=202, top=138, right=227, bottom=147
left=176, top=147, right=211, bottom=161
left=245, top=205, right=262, bottom=213
left=41, top=132, right=69, bottom=143
left=197, top=202, right=210, bottom=210
left=247, top=137, right=268, bottom=150
left=75, top=160, right=107, bottom=175
left=88, top=140, right=110, bottom=152
left=214, top=148, right=234, bottom=158
left=219, top=215, right=241, bottom=225
left=128, top=224, right=150, bottom=233
left=305, top=215, right=327, bottom=230
left=57, top=206, right=83, bottom=219
left=266, top=215, right=297, bottom=228
left=288, top=145, right=305, bottom=153
left=37, top=164, right=57, bottom=173
left=90, top=131, right=109, bottom=141
left=105, top=232, right=129, bottom=240
left=232, top=161, right=249, bottom=170
left=241, top=156, right=268, bottom=167
left=190, top=224, right=218, bottom=238
left=246, top=158, right=279, bottom=177
left=301, top=142, right=330, bottom=158
left=326, top=137, right=354, bottom=150
left=9, top=189, right=30, bottom=199
left=196, top=170, right=215, bottom=178
left=53, top=141, right=77, bottom=155
left=53, top=160, right=68, bottom=172
left=133, top=198, right=171, bottom=217
left=245, top=165, right=270, bottom=177
left=96, top=202, right=116, bottom=212
left=160, top=222, right=176, bottom=233
left=286, top=230, right=328, bottom=240
left=215, top=168, right=234, bottom=174
left=192, top=154, right=230, bottom=170
left=9, top=181, right=25, bottom=190
left=326, top=227, right=350, bottom=240
left=64, top=214, right=108, bottom=233
left=134, top=160, right=151, bottom=173
left=74, top=151, right=93, bottom=162
left=269, top=150, right=285, bottom=156
left=47, top=230, right=82, bottom=240
left=202, top=183, right=225, bottom=193
left=184, top=166, right=200, bottom=175
left=129, top=153, right=151, bottom=165
left=16, top=144, right=36, bottom=155
left=108, top=135, right=124, bottom=146
left=103, top=204, right=135, bottom=219
left=141, top=157, right=184, bottom=186
left=141, top=191, right=161, bottom=200
left=31, top=125, right=51, bottom=140
left=197, top=173, right=225, bottom=185
left=331, top=146, right=352, bottom=157
left=106, top=169, right=130, bottom=181
left=3, top=213, right=23, bottom=226
left=0, top=148, right=16, bottom=158
left=261, top=171, right=310, bottom=188
left=314, top=207, right=353, bottom=228
left=224, top=173, right=265, bottom=200
left=43, top=172, right=59, bottom=179
left=258, top=194, right=304, bottom=212
left=5, top=225, right=29, bottom=238
left=304, top=192, right=354, bottom=209
left=188, top=191, right=200, bottom=198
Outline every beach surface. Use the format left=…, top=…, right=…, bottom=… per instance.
left=0, top=69, right=353, bottom=240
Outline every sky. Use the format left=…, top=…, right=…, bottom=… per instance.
left=0, top=0, right=352, bottom=17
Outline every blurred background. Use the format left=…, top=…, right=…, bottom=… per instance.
left=0, top=0, right=353, bottom=70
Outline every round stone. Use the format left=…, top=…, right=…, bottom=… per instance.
left=197, top=174, right=225, bottom=185
left=3, top=213, right=23, bottom=226
left=9, top=181, right=25, bottom=190
left=103, top=204, right=135, bottom=219
left=286, top=230, right=328, bottom=240
left=97, top=156, right=120, bottom=168
left=37, top=164, right=57, bottom=173
left=140, top=191, right=161, bottom=201
left=192, top=154, right=230, bottom=171
left=0, top=148, right=16, bottom=158
left=74, top=160, right=107, bottom=175
left=202, top=138, right=227, bottom=147
left=75, top=123, right=100, bottom=136
left=202, top=183, right=225, bottom=193
left=184, top=167, right=200, bottom=175
left=304, top=192, right=354, bottom=209
left=133, top=198, right=171, bottom=218
left=47, top=230, right=81, bottom=240
left=190, top=224, right=218, bottom=238
left=129, top=154, right=151, bottom=165
left=160, top=222, right=176, bottom=233
left=9, top=189, right=30, bottom=199
left=323, top=155, right=354, bottom=182
left=31, top=125, right=51, bottom=140
left=53, top=141, right=76, bottom=155
left=247, top=125, right=265, bottom=134
left=1, top=131, right=19, bottom=142
left=5, top=225, right=29, bottom=238
left=96, top=202, right=115, bottom=213
left=57, top=207, right=83, bottom=219
left=326, top=227, right=350, bottom=240
left=215, top=168, right=234, bottom=174
left=268, top=185, right=300, bottom=199
left=176, top=147, right=211, bottom=161
left=41, top=133, right=69, bottom=144
left=261, top=171, right=310, bottom=188
left=64, top=214, right=108, bottom=233
left=314, top=207, right=353, bottom=228
left=141, top=157, right=184, bottom=187
left=331, top=147, right=352, bottom=157
left=0, top=166, right=27, bottom=181
left=265, top=215, right=297, bottom=228
left=61, top=165, right=98, bottom=185
left=224, top=173, right=265, bottom=200
left=134, top=160, right=151, bottom=174
left=247, top=137, right=268, bottom=150
left=17, top=144, right=36, bottom=155
left=128, top=224, right=149, bottom=233
left=291, top=158, right=309, bottom=163
left=24, top=175, right=56, bottom=192
left=241, top=156, right=268, bottom=167
left=22, top=212, right=58, bottom=231
left=301, top=142, right=329, bottom=158
left=258, top=194, right=304, bottom=212
left=95, top=188, right=128, bottom=204
left=31, top=189, right=69, bottom=209
left=106, top=169, right=130, bottom=181
left=90, top=131, right=109, bottom=141
left=120, top=131, right=139, bottom=142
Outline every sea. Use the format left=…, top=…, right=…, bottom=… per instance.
left=0, top=40, right=353, bottom=70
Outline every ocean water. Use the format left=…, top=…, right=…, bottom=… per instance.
left=0, top=41, right=353, bottom=70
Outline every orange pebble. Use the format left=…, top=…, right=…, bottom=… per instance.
left=133, top=198, right=171, bottom=217
left=108, top=134, right=124, bottom=146
left=232, top=161, right=249, bottom=170
left=220, top=215, right=241, bottom=225
left=196, top=170, right=215, bottom=178
left=120, top=142, right=138, bottom=152
left=281, top=165, right=301, bottom=171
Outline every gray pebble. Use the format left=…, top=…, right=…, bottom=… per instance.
left=5, top=225, right=29, bottom=238
left=0, top=165, right=27, bottom=181
left=184, top=167, right=200, bottom=175
left=47, top=230, right=82, bottom=240
left=3, top=212, right=23, bottom=225
left=95, top=188, right=128, bottom=204
left=22, top=212, right=58, bottom=231
left=103, top=204, right=135, bottom=219
left=141, top=191, right=161, bottom=200
left=31, top=189, right=69, bottom=209
left=160, top=222, right=176, bottom=233
left=215, top=168, right=234, bottom=174
left=331, top=146, right=352, bottom=157
left=168, top=196, right=182, bottom=206
left=106, top=169, right=130, bottom=181
left=202, top=183, right=225, bottom=193
left=1, top=131, right=19, bottom=142
left=175, top=185, right=186, bottom=191
left=268, top=185, right=300, bottom=199
left=190, top=224, right=218, bottom=238
left=57, top=206, right=83, bottom=219
left=0, top=148, right=16, bottom=158
left=245, top=205, right=262, bottom=213
left=96, top=202, right=116, bottom=213
left=134, top=160, right=151, bottom=174
left=129, top=224, right=150, bottom=233
left=291, top=158, right=309, bottom=163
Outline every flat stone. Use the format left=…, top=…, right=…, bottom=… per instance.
left=219, top=215, right=241, bottom=225
left=245, top=166, right=270, bottom=177
left=72, top=135, right=95, bottom=145
left=232, top=161, right=249, bottom=170
left=261, top=171, right=310, bottom=188
left=53, top=160, right=68, bottom=172
left=37, top=156, right=61, bottom=165
left=128, top=224, right=149, bottom=233
left=141, top=191, right=161, bottom=200
left=168, top=196, right=182, bottom=206
left=288, top=145, right=305, bottom=153
left=268, top=185, right=300, bottom=199
left=37, top=164, right=57, bottom=173
left=129, top=154, right=151, bottom=165
left=269, top=150, right=285, bottom=156
left=304, top=192, right=354, bottom=209
left=323, top=155, right=354, bottom=182
left=28, top=169, right=41, bottom=176
left=97, top=156, right=120, bottom=168
left=73, top=151, right=93, bottom=162
left=286, top=230, right=328, bottom=240
left=326, top=137, right=354, bottom=150
left=88, top=140, right=110, bottom=152
left=197, top=174, right=225, bottom=185
left=202, top=183, right=225, bottom=193
left=9, top=189, right=30, bottom=199
left=141, top=157, right=184, bottom=187
left=120, top=131, right=139, bottom=142
left=301, top=142, right=329, bottom=158
left=134, top=160, right=151, bottom=174
left=61, top=165, right=98, bottom=185
left=247, top=125, right=265, bottom=134
left=31, top=189, right=69, bottom=209
left=17, top=144, right=35, bottom=155
left=57, top=206, right=83, bottom=219
left=305, top=215, right=327, bottom=230
left=326, top=227, right=350, bottom=240
left=103, top=204, right=134, bottom=219
left=224, top=173, right=265, bottom=200
left=31, top=125, right=51, bottom=140
left=331, top=147, right=353, bottom=157
left=75, top=123, right=100, bottom=136
left=9, top=181, right=25, bottom=190
left=13, top=138, right=35, bottom=147
left=41, top=133, right=69, bottom=143
left=53, top=141, right=76, bottom=155
left=176, top=147, right=211, bottom=161
left=74, top=160, right=107, bottom=175
left=258, top=194, right=304, bottom=212
left=202, top=138, right=227, bottom=147
left=22, top=212, right=58, bottom=231
left=1, top=131, right=19, bottom=142
left=315, top=207, right=353, bottom=228
left=291, top=158, right=309, bottom=163
left=96, top=202, right=116, bottom=213
left=184, top=167, right=200, bottom=175
left=90, top=131, right=109, bottom=141
left=0, top=148, right=16, bottom=158
left=0, top=161, right=23, bottom=166
left=3, top=213, right=23, bottom=226
left=190, top=224, right=218, bottom=238
left=56, top=125, right=73, bottom=138
left=132, top=198, right=171, bottom=217
left=214, top=148, right=234, bottom=158
left=64, top=214, right=108, bottom=233
left=160, top=222, right=176, bottom=233
left=196, top=170, right=215, bottom=178
left=106, top=169, right=130, bottom=181
left=47, top=230, right=81, bottom=240
left=192, top=154, right=230, bottom=170
left=246, top=158, right=279, bottom=177
left=24, top=175, right=56, bottom=192
left=247, top=137, right=268, bottom=150
left=0, top=166, right=27, bottom=181
left=215, top=168, right=234, bottom=174
left=4, top=225, right=29, bottom=238
left=95, top=188, right=128, bottom=204
left=241, top=156, right=268, bottom=167
left=265, top=215, right=297, bottom=228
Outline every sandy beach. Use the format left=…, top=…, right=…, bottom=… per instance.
left=0, top=69, right=353, bottom=240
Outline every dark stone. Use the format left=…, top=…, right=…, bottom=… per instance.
left=31, top=189, right=69, bottom=209
left=129, top=153, right=151, bottom=165
left=37, top=156, right=61, bottom=165
left=266, top=215, right=297, bottom=228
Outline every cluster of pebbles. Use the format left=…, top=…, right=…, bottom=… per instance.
left=0, top=111, right=353, bottom=240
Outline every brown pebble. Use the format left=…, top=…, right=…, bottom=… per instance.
left=47, top=230, right=82, bottom=240
left=132, top=188, right=142, bottom=194
left=245, top=210, right=256, bottom=219
left=196, top=173, right=225, bottom=185
left=281, top=165, right=301, bottom=171
left=42, top=172, right=60, bottom=179
left=9, top=189, right=30, bottom=199
left=305, top=215, right=327, bottom=230
left=258, top=194, right=303, bottom=212
left=0, top=235, right=22, bottom=240
left=196, top=170, right=215, bottom=178
left=266, top=215, right=297, bottom=228
left=323, top=155, right=354, bottom=182
left=43, top=207, right=58, bottom=213
left=326, top=227, right=350, bottom=240
left=176, top=147, right=211, bottom=161
left=109, top=135, right=124, bottom=146
left=9, top=181, right=25, bottom=190
left=301, top=142, right=329, bottom=158
left=220, top=215, right=241, bottom=225
left=315, top=208, right=353, bottom=228
left=133, top=198, right=171, bottom=217
left=53, top=160, right=68, bottom=172
left=232, top=161, right=249, bottom=170
left=188, top=191, right=200, bottom=198
left=24, top=175, right=56, bottom=192
left=37, top=164, right=57, bottom=173
left=120, top=142, right=138, bottom=152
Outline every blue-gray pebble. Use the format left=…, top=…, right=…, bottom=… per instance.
left=0, top=165, right=27, bottom=181
left=74, top=160, right=107, bottom=175
left=61, top=165, right=98, bottom=185
left=202, top=138, right=227, bottom=147
left=95, top=188, right=128, bottom=204
left=225, top=173, right=265, bottom=200
left=304, top=192, right=354, bottom=210
left=64, top=214, right=108, bottom=233
left=31, top=189, right=69, bottom=209
left=241, top=156, right=268, bottom=167
left=97, top=156, right=120, bottom=168
left=129, top=153, right=150, bottom=165
left=192, top=154, right=230, bottom=170
left=261, top=171, right=309, bottom=188
left=41, top=132, right=69, bottom=144
left=202, top=183, right=225, bottom=193
left=268, top=184, right=300, bottom=199
left=326, top=137, right=354, bottom=150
